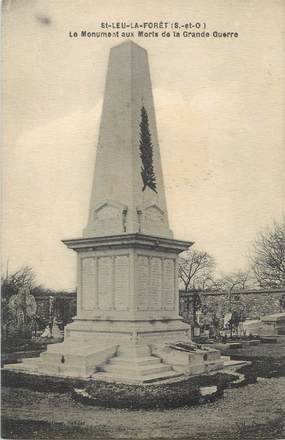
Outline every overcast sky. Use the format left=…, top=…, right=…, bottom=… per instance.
left=2, top=0, right=285, bottom=290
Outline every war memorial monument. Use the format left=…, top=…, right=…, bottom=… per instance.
left=6, top=41, right=223, bottom=383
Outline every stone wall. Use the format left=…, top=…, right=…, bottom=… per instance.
left=179, top=291, right=284, bottom=325
left=35, top=290, right=284, bottom=330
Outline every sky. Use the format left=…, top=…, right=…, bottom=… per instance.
left=2, top=0, right=285, bottom=290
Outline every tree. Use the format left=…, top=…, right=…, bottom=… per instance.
left=217, top=270, right=255, bottom=311
left=212, top=270, right=255, bottom=337
left=139, top=106, right=157, bottom=193
left=1, top=265, right=36, bottom=300
left=251, top=218, right=285, bottom=288
left=178, top=248, right=216, bottom=322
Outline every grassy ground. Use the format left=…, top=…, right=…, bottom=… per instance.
left=223, top=335, right=285, bottom=360
left=2, top=337, right=285, bottom=439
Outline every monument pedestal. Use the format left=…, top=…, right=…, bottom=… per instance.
left=62, top=233, right=192, bottom=345
left=5, top=233, right=222, bottom=382
left=47, top=233, right=193, bottom=380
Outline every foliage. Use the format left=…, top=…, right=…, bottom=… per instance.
left=216, top=270, right=256, bottom=293
left=228, top=310, right=245, bottom=336
left=73, top=373, right=234, bottom=409
left=1, top=266, right=37, bottom=340
left=2, top=369, right=241, bottom=410
left=251, top=218, right=285, bottom=288
left=1, top=265, right=36, bottom=300
left=200, top=297, right=223, bottom=335
left=1, top=265, right=76, bottom=345
left=139, top=106, right=157, bottom=193
left=2, top=336, right=48, bottom=354
left=212, top=270, right=256, bottom=334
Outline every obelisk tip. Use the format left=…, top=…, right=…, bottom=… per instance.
left=111, top=40, right=147, bottom=52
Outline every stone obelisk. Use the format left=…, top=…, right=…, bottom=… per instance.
left=63, top=41, right=192, bottom=337
left=64, top=41, right=190, bottom=322
left=7, top=42, right=223, bottom=381
left=83, top=41, right=172, bottom=239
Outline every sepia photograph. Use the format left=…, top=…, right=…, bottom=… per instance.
left=2, top=0, right=285, bottom=439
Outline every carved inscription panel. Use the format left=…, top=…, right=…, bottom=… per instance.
left=162, top=259, right=175, bottom=310
left=137, top=256, right=149, bottom=310
left=150, top=257, right=162, bottom=310
left=115, top=256, right=129, bottom=311
left=81, top=258, right=96, bottom=311
left=145, top=205, right=165, bottom=224
left=95, top=205, right=120, bottom=220
left=94, top=205, right=122, bottom=235
left=98, top=257, right=113, bottom=310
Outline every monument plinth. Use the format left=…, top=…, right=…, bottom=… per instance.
left=6, top=41, right=223, bottom=382
left=62, top=234, right=191, bottom=340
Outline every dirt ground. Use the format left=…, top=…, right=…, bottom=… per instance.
left=2, top=376, right=285, bottom=440
left=2, top=337, right=285, bottom=439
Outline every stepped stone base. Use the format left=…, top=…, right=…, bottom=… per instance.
left=3, top=317, right=223, bottom=383
left=4, top=343, right=117, bottom=378
left=94, top=344, right=184, bottom=384
left=4, top=336, right=224, bottom=383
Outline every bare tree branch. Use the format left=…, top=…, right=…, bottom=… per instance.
left=251, top=218, right=285, bottom=288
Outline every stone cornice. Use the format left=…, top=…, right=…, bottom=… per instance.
left=62, top=233, right=193, bottom=254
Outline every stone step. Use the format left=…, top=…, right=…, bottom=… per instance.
left=221, top=355, right=231, bottom=362
left=103, top=362, right=170, bottom=376
left=243, top=339, right=261, bottom=346
left=110, top=356, right=161, bottom=367
left=3, top=359, right=95, bottom=378
left=223, top=359, right=248, bottom=369
left=36, top=363, right=93, bottom=378
left=40, top=352, right=62, bottom=362
left=37, top=362, right=61, bottom=375
left=21, top=357, right=42, bottom=365
left=207, top=360, right=224, bottom=372
left=60, top=366, right=94, bottom=378
left=4, top=361, right=40, bottom=372
left=116, top=345, right=151, bottom=357
left=3, top=363, right=26, bottom=371
left=227, top=342, right=243, bottom=349
left=94, top=369, right=183, bottom=384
